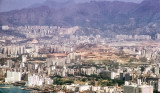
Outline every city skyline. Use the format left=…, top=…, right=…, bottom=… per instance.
left=0, top=0, right=159, bottom=92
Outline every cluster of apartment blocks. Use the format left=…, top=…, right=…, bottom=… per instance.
left=4, top=25, right=107, bottom=44
left=0, top=44, right=74, bottom=58
left=1, top=25, right=160, bottom=92
left=2, top=25, right=160, bottom=41
left=59, top=62, right=160, bottom=93
left=123, top=84, right=153, bottom=93
left=116, top=35, right=151, bottom=40
left=13, top=25, right=160, bottom=42
left=62, top=84, right=123, bottom=93
left=1, top=52, right=159, bottom=92
left=0, top=54, right=158, bottom=92
left=0, top=39, right=159, bottom=64
left=61, top=84, right=153, bottom=93
left=121, top=63, right=160, bottom=93
left=11, top=26, right=79, bottom=38
left=0, top=44, right=159, bottom=92
left=116, top=34, right=160, bottom=40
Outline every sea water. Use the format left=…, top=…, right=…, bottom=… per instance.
left=0, top=84, right=30, bottom=93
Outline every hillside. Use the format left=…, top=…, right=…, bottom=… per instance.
left=0, top=0, right=160, bottom=37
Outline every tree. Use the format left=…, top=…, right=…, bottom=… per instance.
left=141, top=66, right=145, bottom=72
left=82, top=78, right=87, bottom=82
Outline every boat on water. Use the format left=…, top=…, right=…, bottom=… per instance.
left=12, top=81, right=26, bottom=86
left=20, top=88, right=25, bottom=90
left=25, top=87, right=32, bottom=91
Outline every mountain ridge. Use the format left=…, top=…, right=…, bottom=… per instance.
left=0, top=1, right=138, bottom=26
left=0, top=0, right=160, bottom=37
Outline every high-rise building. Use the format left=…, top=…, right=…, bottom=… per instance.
left=5, top=71, right=21, bottom=83
left=22, top=55, right=27, bottom=63
left=123, top=85, right=138, bottom=93
left=1, top=25, right=9, bottom=30
left=123, top=85, right=153, bottom=93
left=138, top=85, right=153, bottom=93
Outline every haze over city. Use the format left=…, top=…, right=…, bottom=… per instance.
left=0, top=0, right=160, bottom=93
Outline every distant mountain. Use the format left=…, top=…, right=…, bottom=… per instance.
left=0, top=0, right=160, bottom=37
left=0, top=1, right=137, bottom=26
left=132, top=0, right=160, bottom=25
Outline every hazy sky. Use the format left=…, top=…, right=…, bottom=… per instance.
left=0, top=0, right=143, bottom=12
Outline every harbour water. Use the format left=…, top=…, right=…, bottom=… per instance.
left=0, top=84, right=30, bottom=93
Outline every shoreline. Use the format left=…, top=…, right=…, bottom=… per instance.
left=0, top=87, right=10, bottom=88
left=0, top=84, right=31, bottom=93
left=0, top=83, right=54, bottom=92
